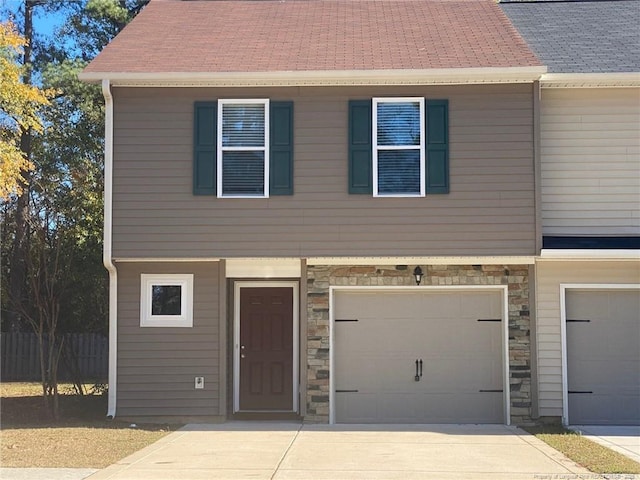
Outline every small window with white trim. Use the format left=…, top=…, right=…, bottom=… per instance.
left=140, top=274, right=193, bottom=327
left=373, top=97, right=425, bottom=197
left=218, top=99, right=269, bottom=198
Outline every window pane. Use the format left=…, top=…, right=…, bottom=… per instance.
left=222, top=151, right=265, bottom=195
left=222, top=104, right=265, bottom=147
left=377, top=102, right=420, bottom=146
left=152, top=285, right=182, bottom=316
left=378, top=150, right=420, bottom=194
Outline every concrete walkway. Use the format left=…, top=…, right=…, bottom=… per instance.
left=81, top=423, right=593, bottom=480
left=0, top=468, right=97, bottom=480
left=571, top=425, right=640, bottom=463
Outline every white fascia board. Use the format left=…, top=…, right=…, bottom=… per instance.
left=114, top=257, right=221, bottom=263
left=540, top=72, right=640, bottom=88
left=78, top=66, right=547, bottom=87
left=539, top=249, right=640, bottom=260
left=307, top=256, right=536, bottom=265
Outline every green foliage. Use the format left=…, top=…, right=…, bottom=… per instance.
left=1, top=1, right=147, bottom=336
left=0, top=20, right=51, bottom=199
left=65, top=0, right=148, bottom=58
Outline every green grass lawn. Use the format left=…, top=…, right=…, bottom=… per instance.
left=0, top=382, right=179, bottom=468
left=524, top=425, right=640, bottom=475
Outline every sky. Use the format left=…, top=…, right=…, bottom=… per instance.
left=1, top=0, right=67, bottom=41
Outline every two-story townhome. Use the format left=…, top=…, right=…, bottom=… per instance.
left=79, top=0, right=548, bottom=425
left=502, top=0, right=640, bottom=426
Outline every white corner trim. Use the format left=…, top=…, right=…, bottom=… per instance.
left=540, top=249, right=640, bottom=260
left=559, top=283, right=640, bottom=426
left=78, top=66, right=547, bottom=87
left=559, top=285, right=569, bottom=426
left=226, top=258, right=302, bottom=278
left=233, top=281, right=300, bottom=413
left=541, top=72, right=640, bottom=88
left=328, top=285, right=511, bottom=425
left=101, top=79, right=117, bottom=419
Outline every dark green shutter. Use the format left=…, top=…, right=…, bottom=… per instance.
left=193, top=102, right=217, bottom=195
left=425, top=99, right=449, bottom=194
left=270, top=101, right=294, bottom=195
left=348, top=100, right=372, bottom=194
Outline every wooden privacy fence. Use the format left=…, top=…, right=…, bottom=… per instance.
left=1, top=332, right=108, bottom=382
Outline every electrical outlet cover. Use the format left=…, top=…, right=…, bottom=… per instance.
left=195, top=377, right=204, bottom=389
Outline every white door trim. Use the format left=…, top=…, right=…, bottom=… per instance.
left=233, top=281, right=300, bottom=413
left=559, top=283, right=640, bottom=426
left=329, top=285, right=510, bottom=425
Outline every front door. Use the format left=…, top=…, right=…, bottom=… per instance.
left=238, top=286, right=294, bottom=411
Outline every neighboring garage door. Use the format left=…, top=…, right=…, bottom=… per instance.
left=334, top=290, right=504, bottom=424
left=566, top=289, right=640, bottom=425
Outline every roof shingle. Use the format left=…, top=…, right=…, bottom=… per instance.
left=84, top=0, right=542, bottom=75
left=500, top=0, right=640, bottom=73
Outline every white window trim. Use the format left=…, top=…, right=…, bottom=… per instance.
left=372, top=97, right=425, bottom=198
left=217, top=98, right=270, bottom=198
left=140, top=274, right=194, bottom=327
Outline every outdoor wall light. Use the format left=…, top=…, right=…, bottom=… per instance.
left=413, top=266, right=423, bottom=285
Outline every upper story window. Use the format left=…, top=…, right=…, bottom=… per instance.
left=194, top=100, right=293, bottom=197
left=348, top=98, right=449, bottom=196
left=373, top=98, right=425, bottom=197
left=218, top=99, right=269, bottom=197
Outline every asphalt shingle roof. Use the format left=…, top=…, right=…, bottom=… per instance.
left=500, top=0, right=640, bottom=73
left=84, top=0, right=541, bottom=75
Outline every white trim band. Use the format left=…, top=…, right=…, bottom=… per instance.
left=79, top=67, right=547, bottom=87
left=541, top=72, right=640, bottom=88
left=540, top=249, right=640, bottom=260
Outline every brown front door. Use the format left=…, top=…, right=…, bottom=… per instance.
left=239, top=287, right=294, bottom=411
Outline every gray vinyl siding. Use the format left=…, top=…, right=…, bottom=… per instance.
left=112, top=84, right=535, bottom=258
left=117, top=262, right=221, bottom=417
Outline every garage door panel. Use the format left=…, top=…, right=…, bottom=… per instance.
left=335, top=356, right=414, bottom=392
left=459, top=292, right=502, bottom=318
left=335, top=290, right=504, bottom=424
left=422, top=356, right=501, bottom=391
left=569, top=323, right=638, bottom=356
left=458, top=321, right=501, bottom=352
left=567, top=289, right=640, bottom=425
left=336, top=391, right=504, bottom=424
left=570, top=393, right=640, bottom=425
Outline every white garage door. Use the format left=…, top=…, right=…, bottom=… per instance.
left=566, top=289, right=640, bottom=425
left=334, top=290, right=504, bottom=423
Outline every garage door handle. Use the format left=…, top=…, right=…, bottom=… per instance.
left=414, top=359, right=423, bottom=381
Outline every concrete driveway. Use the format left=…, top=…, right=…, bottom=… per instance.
left=84, top=423, right=591, bottom=480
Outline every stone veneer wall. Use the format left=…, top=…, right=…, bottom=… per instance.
left=305, top=264, right=531, bottom=424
